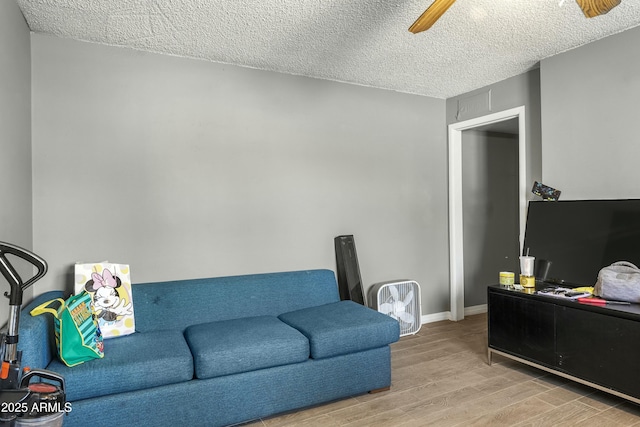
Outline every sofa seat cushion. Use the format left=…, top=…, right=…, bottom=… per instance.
left=278, top=300, right=400, bottom=359
left=184, top=316, right=309, bottom=379
left=46, top=329, right=193, bottom=402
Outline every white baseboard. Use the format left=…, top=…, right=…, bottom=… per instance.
left=420, top=304, right=487, bottom=324
left=464, top=304, right=487, bottom=316
left=421, top=311, right=450, bottom=324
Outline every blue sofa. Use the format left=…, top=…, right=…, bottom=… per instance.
left=18, top=269, right=400, bottom=426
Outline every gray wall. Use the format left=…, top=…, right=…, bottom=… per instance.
left=30, top=35, right=450, bottom=315
left=0, top=0, right=33, bottom=322
left=15, top=5, right=637, bottom=322
left=447, top=69, right=542, bottom=193
left=540, top=26, right=640, bottom=199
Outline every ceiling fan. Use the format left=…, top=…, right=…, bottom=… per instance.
left=409, top=0, right=622, bottom=34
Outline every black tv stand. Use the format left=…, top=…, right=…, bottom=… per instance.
left=488, top=284, right=640, bottom=404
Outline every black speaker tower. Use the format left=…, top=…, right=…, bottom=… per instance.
left=334, top=235, right=365, bottom=305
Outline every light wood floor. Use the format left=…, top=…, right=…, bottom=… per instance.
left=243, top=313, right=640, bottom=426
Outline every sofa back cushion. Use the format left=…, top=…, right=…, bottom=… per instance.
left=132, top=269, right=340, bottom=333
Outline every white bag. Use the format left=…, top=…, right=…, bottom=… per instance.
left=593, top=261, right=640, bottom=303
left=74, top=262, right=135, bottom=338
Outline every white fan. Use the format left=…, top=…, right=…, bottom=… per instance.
left=368, top=280, right=422, bottom=336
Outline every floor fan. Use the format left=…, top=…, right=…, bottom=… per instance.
left=368, top=280, right=422, bottom=336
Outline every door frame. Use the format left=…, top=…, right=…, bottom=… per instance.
left=448, top=106, right=527, bottom=321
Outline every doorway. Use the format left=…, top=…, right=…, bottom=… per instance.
left=462, top=121, right=519, bottom=310
left=448, top=107, right=527, bottom=321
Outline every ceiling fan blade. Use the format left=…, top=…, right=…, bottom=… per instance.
left=575, top=0, right=621, bottom=18
left=409, top=0, right=457, bottom=34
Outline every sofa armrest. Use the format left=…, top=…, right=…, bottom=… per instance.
left=18, top=291, right=64, bottom=369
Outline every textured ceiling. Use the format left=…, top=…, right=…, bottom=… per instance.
left=16, top=0, right=640, bottom=99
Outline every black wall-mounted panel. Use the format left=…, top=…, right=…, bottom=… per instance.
left=334, top=235, right=365, bottom=305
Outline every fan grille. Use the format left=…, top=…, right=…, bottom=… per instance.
left=369, top=280, right=422, bottom=336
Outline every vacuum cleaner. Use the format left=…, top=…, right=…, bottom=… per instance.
left=0, top=242, right=66, bottom=426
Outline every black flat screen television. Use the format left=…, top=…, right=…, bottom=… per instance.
left=523, top=199, right=640, bottom=287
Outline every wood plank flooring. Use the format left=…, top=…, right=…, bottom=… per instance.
left=243, top=313, right=640, bottom=426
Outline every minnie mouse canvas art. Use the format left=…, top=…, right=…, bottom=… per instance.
left=84, top=268, right=133, bottom=322
left=76, top=263, right=136, bottom=338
